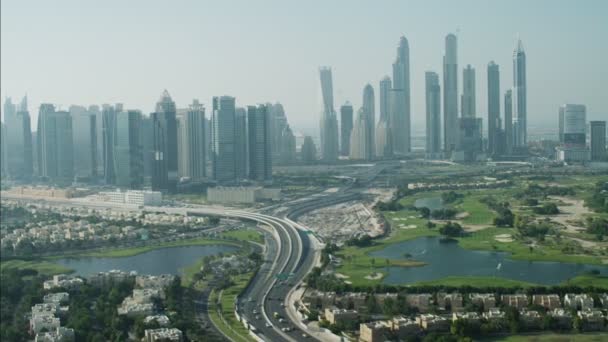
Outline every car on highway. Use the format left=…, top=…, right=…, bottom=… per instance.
left=265, top=323, right=272, bottom=328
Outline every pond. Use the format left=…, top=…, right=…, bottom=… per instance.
left=56, top=245, right=238, bottom=277
left=370, top=237, right=608, bottom=286
left=414, top=197, right=444, bottom=211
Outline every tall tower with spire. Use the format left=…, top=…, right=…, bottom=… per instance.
left=319, top=67, right=339, bottom=162
left=391, top=36, right=411, bottom=154
left=443, top=33, right=458, bottom=154
left=487, top=61, right=501, bottom=156
left=512, top=39, right=527, bottom=148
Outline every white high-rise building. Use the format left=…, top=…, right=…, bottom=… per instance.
left=391, top=36, right=411, bottom=154
left=378, top=76, right=391, bottom=122
left=512, top=39, right=527, bottom=148
left=557, top=104, right=588, bottom=162
left=319, top=67, right=339, bottom=162
left=461, top=65, right=476, bottom=118
left=350, top=108, right=372, bottom=160
left=177, top=100, right=206, bottom=181
left=443, top=33, right=458, bottom=154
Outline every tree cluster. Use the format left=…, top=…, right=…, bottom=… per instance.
left=431, top=208, right=458, bottom=220
left=439, top=222, right=464, bottom=237
left=585, top=181, right=608, bottom=213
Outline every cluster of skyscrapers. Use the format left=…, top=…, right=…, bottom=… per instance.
left=0, top=91, right=299, bottom=191
left=321, top=37, right=411, bottom=162
left=556, top=104, right=606, bottom=163
left=322, top=34, right=538, bottom=163
left=438, top=35, right=530, bottom=162
left=2, top=34, right=606, bottom=183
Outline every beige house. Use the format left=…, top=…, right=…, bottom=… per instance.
left=437, top=292, right=463, bottom=312
left=359, top=322, right=388, bottom=342
left=532, top=294, right=561, bottom=310
left=390, top=316, right=421, bottom=339
left=324, top=307, right=358, bottom=325
left=406, top=294, right=432, bottom=313
left=416, top=314, right=450, bottom=332
left=469, top=293, right=496, bottom=310
left=501, top=294, right=528, bottom=309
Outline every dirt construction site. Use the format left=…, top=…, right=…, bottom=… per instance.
left=298, top=199, right=385, bottom=244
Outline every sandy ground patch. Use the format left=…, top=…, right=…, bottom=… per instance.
left=334, top=273, right=350, bottom=279
left=456, top=212, right=470, bottom=219
left=462, top=224, right=490, bottom=232
left=495, top=234, right=514, bottom=243
left=548, top=196, right=591, bottom=233
left=364, top=272, right=383, bottom=280
left=299, top=200, right=385, bottom=242
left=568, top=236, right=599, bottom=248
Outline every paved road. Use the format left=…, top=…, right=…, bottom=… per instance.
left=3, top=162, right=391, bottom=341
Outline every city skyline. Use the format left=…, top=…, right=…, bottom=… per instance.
left=2, top=0, right=607, bottom=137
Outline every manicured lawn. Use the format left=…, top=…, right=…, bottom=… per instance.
left=335, top=210, right=437, bottom=286
left=220, top=229, right=264, bottom=244
left=563, top=274, right=608, bottom=289
left=457, top=195, right=496, bottom=225
left=180, top=256, right=207, bottom=288
left=337, top=178, right=606, bottom=287
left=489, top=332, right=608, bottom=342
left=0, top=259, right=72, bottom=275
left=208, top=272, right=256, bottom=342
left=411, top=276, right=538, bottom=288
left=457, top=228, right=602, bottom=265
left=71, top=237, right=241, bottom=258
left=399, top=189, right=502, bottom=226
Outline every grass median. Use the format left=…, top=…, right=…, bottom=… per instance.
left=208, top=272, right=256, bottom=342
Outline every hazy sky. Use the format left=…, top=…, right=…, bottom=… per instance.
left=2, top=0, right=607, bottom=136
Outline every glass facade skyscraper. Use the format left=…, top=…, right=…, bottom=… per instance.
left=212, top=96, right=237, bottom=183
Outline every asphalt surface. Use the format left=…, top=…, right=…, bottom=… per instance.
left=3, top=162, right=393, bottom=341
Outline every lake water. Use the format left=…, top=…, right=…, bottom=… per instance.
left=370, top=237, right=608, bottom=286
left=414, top=197, right=444, bottom=211
left=56, top=245, right=237, bottom=277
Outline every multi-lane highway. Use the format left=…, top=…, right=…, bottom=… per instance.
left=3, top=163, right=391, bottom=341
left=3, top=193, right=320, bottom=341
